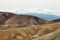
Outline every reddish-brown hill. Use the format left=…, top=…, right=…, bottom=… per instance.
left=5, top=15, right=49, bottom=25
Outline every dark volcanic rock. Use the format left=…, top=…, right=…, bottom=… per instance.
left=0, top=12, right=16, bottom=24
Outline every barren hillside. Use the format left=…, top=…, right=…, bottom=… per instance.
left=0, top=12, right=49, bottom=25
left=0, top=22, right=60, bottom=40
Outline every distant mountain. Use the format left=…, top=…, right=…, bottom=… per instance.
left=15, top=9, right=60, bottom=21
left=52, top=19, right=60, bottom=22
left=17, top=13, right=60, bottom=21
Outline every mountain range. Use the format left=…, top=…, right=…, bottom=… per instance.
left=16, top=13, right=60, bottom=21
left=15, top=9, right=60, bottom=21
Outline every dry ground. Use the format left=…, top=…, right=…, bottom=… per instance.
left=0, top=22, right=60, bottom=40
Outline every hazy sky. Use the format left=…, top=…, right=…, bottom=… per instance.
left=0, top=0, right=60, bottom=16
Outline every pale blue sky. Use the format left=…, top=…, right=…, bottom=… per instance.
left=0, top=0, right=60, bottom=16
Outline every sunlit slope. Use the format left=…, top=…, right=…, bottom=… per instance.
left=0, top=22, right=60, bottom=40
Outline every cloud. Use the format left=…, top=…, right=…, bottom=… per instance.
left=0, top=0, right=60, bottom=10
left=14, top=8, right=60, bottom=16
left=0, top=0, right=60, bottom=16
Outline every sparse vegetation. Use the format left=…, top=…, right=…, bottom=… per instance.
left=0, top=22, right=59, bottom=40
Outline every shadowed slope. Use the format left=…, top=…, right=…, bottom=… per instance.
left=0, top=12, right=16, bottom=24
left=0, top=12, right=16, bottom=19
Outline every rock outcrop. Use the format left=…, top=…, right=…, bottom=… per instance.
left=0, top=12, right=16, bottom=24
